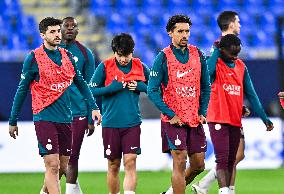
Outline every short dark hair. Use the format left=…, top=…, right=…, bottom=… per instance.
left=217, top=11, right=238, bottom=32
left=166, top=14, right=192, bottom=32
left=111, top=33, right=135, bottom=56
left=62, top=16, right=75, bottom=22
left=220, top=34, right=241, bottom=49
left=39, top=17, right=62, bottom=33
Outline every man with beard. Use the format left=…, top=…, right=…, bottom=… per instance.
left=147, top=14, right=211, bottom=194
left=203, top=34, right=273, bottom=194
left=8, top=17, right=101, bottom=194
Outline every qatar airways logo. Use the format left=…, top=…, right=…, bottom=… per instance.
left=50, top=79, right=73, bottom=92
left=176, top=86, right=196, bottom=97
left=223, top=83, right=241, bottom=96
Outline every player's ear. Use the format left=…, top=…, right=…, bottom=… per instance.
left=40, top=33, right=45, bottom=39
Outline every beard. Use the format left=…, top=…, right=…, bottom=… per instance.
left=178, top=39, right=188, bottom=47
left=45, top=37, right=61, bottom=47
left=233, top=29, right=240, bottom=36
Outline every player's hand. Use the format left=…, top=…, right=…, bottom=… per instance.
left=168, top=115, right=184, bottom=126
left=9, top=125, right=18, bottom=139
left=122, top=81, right=127, bottom=88
left=242, top=105, right=251, bottom=117
left=92, top=110, right=102, bottom=126
left=198, top=115, right=207, bottom=124
left=85, top=124, right=95, bottom=136
left=265, top=120, right=274, bottom=131
left=127, top=80, right=137, bottom=91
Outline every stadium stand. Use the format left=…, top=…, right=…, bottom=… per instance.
left=0, top=0, right=283, bottom=65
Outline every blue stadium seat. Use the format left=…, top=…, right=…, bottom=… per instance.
left=0, top=0, right=7, bottom=12
left=116, top=0, right=140, bottom=9
left=91, top=0, right=113, bottom=8
left=142, top=0, right=168, bottom=9
left=168, top=0, right=189, bottom=9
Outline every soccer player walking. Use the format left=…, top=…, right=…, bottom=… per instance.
left=60, top=16, right=97, bottom=194
left=192, top=11, right=245, bottom=194
left=206, top=34, right=273, bottom=194
left=8, top=17, right=101, bottom=194
left=89, top=33, right=149, bottom=194
left=147, top=14, right=211, bottom=194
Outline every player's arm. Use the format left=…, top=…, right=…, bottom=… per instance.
left=147, top=52, right=175, bottom=118
left=89, top=62, right=124, bottom=97
left=206, top=47, right=220, bottom=81
left=133, top=63, right=150, bottom=93
left=197, top=48, right=211, bottom=121
left=83, top=47, right=95, bottom=82
left=82, top=48, right=96, bottom=128
left=9, top=54, right=37, bottom=138
left=71, top=58, right=101, bottom=124
left=243, top=66, right=273, bottom=130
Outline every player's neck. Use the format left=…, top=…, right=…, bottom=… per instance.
left=44, top=42, right=57, bottom=50
left=172, top=43, right=186, bottom=52
left=221, top=31, right=234, bottom=36
left=63, top=39, right=76, bottom=45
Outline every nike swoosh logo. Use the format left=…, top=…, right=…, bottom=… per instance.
left=79, top=117, right=86, bottom=120
left=201, top=145, right=206, bottom=149
left=177, top=68, right=193, bottom=78
left=130, top=146, right=137, bottom=150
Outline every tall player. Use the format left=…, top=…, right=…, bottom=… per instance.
left=192, top=11, right=248, bottom=194
left=147, top=14, right=211, bottom=194
left=61, top=16, right=97, bottom=194
left=8, top=17, right=101, bottom=194
left=89, top=33, right=149, bottom=194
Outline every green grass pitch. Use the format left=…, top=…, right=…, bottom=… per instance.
left=1, top=168, right=284, bottom=193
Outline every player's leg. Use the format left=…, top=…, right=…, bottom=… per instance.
left=123, top=154, right=137, bottom=194
left=103, top=127, right=122, bottom=194
left=186, top=152, right=206, bottom=193
left=35, top=121, right=64, bottom=194
left=228, top=128, right=243, bottom=194
left=208, top=123, right=230, bottom=193
left=44, top=154, right=61, bottom=194
left=121, top=125, right=141, bottom=194
left=59, top=156, right=69, bottom=178
left=171, top=149, right=187, bottom=194
left=66, top=117, right=87, bottom=194
left=161, top=121, right=188, bottom=194
left=191, top=167, right=216, bottom=194
left=41, top=156, right=68, bottom=194
left=185, top=124, right=206, bottom=185
left=38, top=122, right=72, bottom=194
left=108, top=158, right=122, bottom=194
